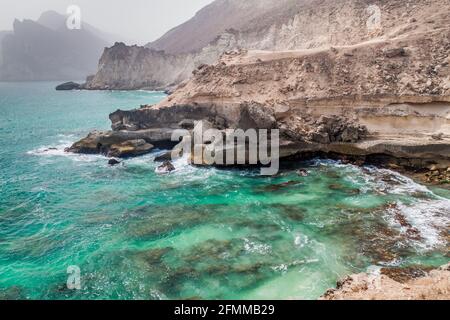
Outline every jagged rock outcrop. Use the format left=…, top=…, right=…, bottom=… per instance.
left=106, top=139, right=154, bottom=158
left=83, top=43, right=193, bottom=90
left=321, top=264, right=450, bottom=300
left=85, top=0, right=450, bottom=90
left=65, top=130, right=164, bottom=158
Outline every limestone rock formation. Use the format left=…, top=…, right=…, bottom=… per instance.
left=69, top=0, right=450, bottom=183
left=84, top=0, right=450, bottom=91
left=321, top=264, right=450, bottom=300
left=65, top=130, right=158, bottom=158
left=107, top=139, right=154, bottom=158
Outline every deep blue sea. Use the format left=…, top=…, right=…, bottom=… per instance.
left=0, top=82, right=448, bottom=300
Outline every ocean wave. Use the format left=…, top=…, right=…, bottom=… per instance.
left=362, top=166, right=431, bottom=196
left=384, top=198, right=450, bottom=251
left=27, top=143, right=105, bottom=162
left=314, top=159, right=432, bottom=196
left=312, top=159, right=449, bottom=251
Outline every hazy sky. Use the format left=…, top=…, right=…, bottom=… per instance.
left=0, top=0, right=215, bottom=44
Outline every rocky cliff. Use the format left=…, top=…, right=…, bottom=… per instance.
left=70, top=0, right=450, bottom=185
left=85, top=0, right=448, bottom=90
left=82, top=42, right=222, bottom=91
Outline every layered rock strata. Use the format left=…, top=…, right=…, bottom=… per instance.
left=83, top=0, right=450, bottom=91
left=68, top=23, right=450, bottom=179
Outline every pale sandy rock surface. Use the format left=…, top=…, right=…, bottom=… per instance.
left=321, top=264, right=450, bottom=300
left=85, top=0, right=450, bottom=90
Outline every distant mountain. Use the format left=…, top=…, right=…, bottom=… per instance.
left=37, top=10, right=129, bottom=45
left=0, top=11, right=123, bottom=81
left=87, top=0, right=307, bottom=89
left=0, top=31, right=12, bottom=66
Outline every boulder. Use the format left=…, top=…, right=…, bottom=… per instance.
left=156, top=161, right=176, bottom=174
left=108, top=159, right=121, bottom=166
left=273, top=104, right=291, bottom=120
left=154, top=151, right=173, bottom=162
left=383, top=47, right=406, bottom=58
left=308, top=116, right=367, bottom=144
left=237, top=102, right=277, bottom=130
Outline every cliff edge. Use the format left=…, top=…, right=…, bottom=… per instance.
left=70, top=0, right=450, bottom=186
left=84, top=0, right=450, bottom=91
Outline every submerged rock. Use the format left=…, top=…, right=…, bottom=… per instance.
left=0, top=286, right=26, bottom=300
left=277, top=204, right=307, bottom=221
left=134, top=247, right=174, bottom=266
left=257, top=180, right=301, bottom=192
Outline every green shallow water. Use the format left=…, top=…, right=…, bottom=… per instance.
left=0, top=82, right=448, bottom=300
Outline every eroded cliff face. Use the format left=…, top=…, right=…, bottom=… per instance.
left=83, top=41, right=230, bottom=90
left=84, top=0, right=449, bottom=90
left=100, top=32, right=450, bottom=165
left=83, top=43, right=190, bottom=90
left=71, top=0, right=450, bottom=183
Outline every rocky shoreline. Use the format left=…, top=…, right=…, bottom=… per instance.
left=66, top=26, right=450, bottom=186
left=321, top=264, right=450, bottom=300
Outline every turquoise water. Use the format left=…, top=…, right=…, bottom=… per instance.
left=0, top=82, right=448, bottom=300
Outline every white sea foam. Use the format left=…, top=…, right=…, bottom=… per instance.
left=244, top=238, right=272, bottom=255
left=294, top=234, right=309, bottom=248
left=364, top=168, right=449, bottom=250
left=27, top=143, right=106, bottom=162
left=385, top=198, right=450, bottom=250
left=314, top=159, right=449, bottom=251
